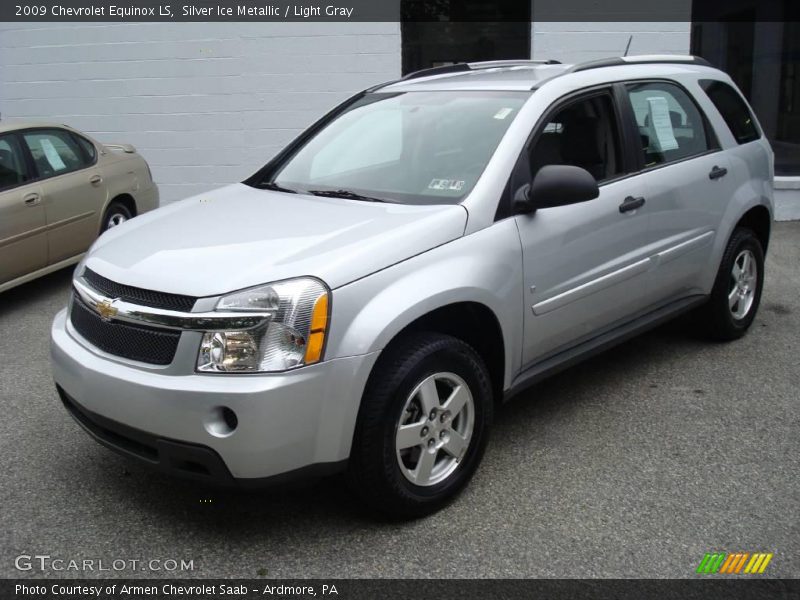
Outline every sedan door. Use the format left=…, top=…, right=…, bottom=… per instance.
left=20, top=128, right=107, bottom=265
left=0, top=133, right=47, bottom=287
left=513, top=88, right=653, bottom=366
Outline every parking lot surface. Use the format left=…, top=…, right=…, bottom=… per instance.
left=1, top=223, right=798, bottom=579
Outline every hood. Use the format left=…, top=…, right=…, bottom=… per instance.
left=85, top=184, right=467, bottom=297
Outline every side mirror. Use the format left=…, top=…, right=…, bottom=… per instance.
left=513, top=165, right=600, bottom=213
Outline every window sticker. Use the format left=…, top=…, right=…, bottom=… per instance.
left=493, top=107, right=514, bottom=120
left=428, top=178, right=465, bottom=191
left=39, top=138, right=67, bottom=171
left=646, top=97, right=679, bottom=152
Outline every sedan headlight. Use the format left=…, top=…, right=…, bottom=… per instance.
left=197, top=277, right=329, bottom=373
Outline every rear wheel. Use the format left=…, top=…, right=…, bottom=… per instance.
left=101, top=201, right=132, bottom=232
left=700, top=227, right=765, bottom=340
left=347, top=333, right=493, bottom=518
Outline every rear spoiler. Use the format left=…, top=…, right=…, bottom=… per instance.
left=103, top=143, right=136, bottom=154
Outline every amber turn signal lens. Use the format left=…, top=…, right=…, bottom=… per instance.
left=304, top=294, right=329, bottom=364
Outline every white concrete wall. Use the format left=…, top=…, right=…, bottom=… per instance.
left=0, top=23, right=401, bottom=203
left=531, top=22, right=691, bottom=64
left=774, top=179, right=800, bottom=221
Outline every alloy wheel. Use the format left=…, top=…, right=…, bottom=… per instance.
left=395, top=372, right=475, bottom=487
left=728, top=248, right=758, bottom=320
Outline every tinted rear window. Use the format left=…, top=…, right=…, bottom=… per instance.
left=700, top=80, right=760, bottom=144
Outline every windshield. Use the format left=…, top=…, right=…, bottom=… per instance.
left=266, top=91, right=530, bottom=204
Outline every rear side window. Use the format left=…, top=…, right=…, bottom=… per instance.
left=72, top=133, right=97, bottom=163
left=700, top=80, right=761, bottom=144
left=625, top=81, right=713, bottom=168
left=22, top=129, right=91, bottom=179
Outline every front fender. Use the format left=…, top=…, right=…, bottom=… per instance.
left=326, top=218, right=524, bottom=390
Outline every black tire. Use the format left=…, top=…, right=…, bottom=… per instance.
left=699, top=227, right=765, bottom=341
left=101, top=201, right=133, bottom=233
left=347, top=332, right=493, bottom=519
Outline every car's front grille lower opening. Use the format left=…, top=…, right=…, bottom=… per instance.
left=60, top=391, right=158, bottom=462
left=172, top=460, right=211, bottom=475
left=58, top=388, right=234, bottom=483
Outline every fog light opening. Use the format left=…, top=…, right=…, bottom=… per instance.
left=204, top=406, right=238, bottom=438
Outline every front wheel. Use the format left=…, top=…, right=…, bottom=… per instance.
left=347, top=333, right=493, bottom=519
left=700, top=227, right=765, bottom=341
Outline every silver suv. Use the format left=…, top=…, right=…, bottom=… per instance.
left=51, top=56, right=773, bottom=517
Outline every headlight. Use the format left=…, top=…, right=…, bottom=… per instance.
left=197, top=277, right=329, bottom=373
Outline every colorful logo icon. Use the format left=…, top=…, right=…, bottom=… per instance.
left=696, top=552, right=774, bottom=574
left=96, top=299, right=118, bottom=321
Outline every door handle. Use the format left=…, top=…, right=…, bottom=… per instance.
left=708, top=166, right=728, bottom=180
left=619, top=196, right=645, bottom=213
left=89, top=174, right=102, bottom=185
left=23, top=192, right=41, bottom=206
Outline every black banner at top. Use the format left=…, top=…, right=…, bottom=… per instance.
left=0, top=0, right=798, bottom=22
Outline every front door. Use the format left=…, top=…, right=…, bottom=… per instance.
left=513, top=89, right=652, bottom=366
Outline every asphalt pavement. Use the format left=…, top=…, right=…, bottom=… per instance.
left=1, top=223, right=798, bottom=579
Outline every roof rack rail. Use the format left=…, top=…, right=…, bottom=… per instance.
left=401, top=63, right=471, bottom=81
left=468, top=59, right=562, bottom=68
left=401, top=59, right=562, bottom=81
left=567, top=55, right=711, bottom=73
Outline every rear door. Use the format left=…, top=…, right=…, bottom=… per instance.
left=20, top=128, right=107, bottom=265
left=0, top=133, right=47, bottom=286
left=513, top=86, right=653, bottom=365
left=622, top=80, right=738, bottom=305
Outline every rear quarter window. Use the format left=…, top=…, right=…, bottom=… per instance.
left=71, top=133, right=97, bottom=163
left=700, top=80, right=761, bottom=144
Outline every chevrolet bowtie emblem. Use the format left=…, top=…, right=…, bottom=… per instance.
left=96, top=299, right=118, bottom=321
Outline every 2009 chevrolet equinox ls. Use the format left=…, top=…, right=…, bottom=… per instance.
left=52, top=56, right=773, bottom=517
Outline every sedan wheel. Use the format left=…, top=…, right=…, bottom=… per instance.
left=106, top=212, right=128, bottom=229
left=101, top=201, right=133, bottom=233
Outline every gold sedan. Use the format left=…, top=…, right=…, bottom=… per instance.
left=0, top=121, right=159, bottom=293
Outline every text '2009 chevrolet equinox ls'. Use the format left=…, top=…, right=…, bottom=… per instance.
left=51, top=56, right=773, bottom=517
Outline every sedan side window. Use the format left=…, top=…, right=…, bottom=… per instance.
left=22, top=129, right=90, bottom=179
left=625, top=82, right=713, bottom=167
left=0, top=135, right=28, bottom=191
left=72, top=133, right=98, bottom=163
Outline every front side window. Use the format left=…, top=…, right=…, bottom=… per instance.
left=22, top=129, right=90, bottom=179
left=626, top=82, right=713, bottom=167
left=526, top=92, right=624, bottom=184
left=700, top=79, right=761, bottom=145
left=0, top=134, right=27, bottom=191
left=266, top=91, right=530, bottom=204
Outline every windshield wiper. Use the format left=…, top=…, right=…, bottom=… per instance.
left=308, top=189, right=387, bottom=203
left=257, top=181, right=297, bottom=193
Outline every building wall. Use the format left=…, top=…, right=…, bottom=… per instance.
left=531, top=22, right=691, bottom=63
left=0, top=23, right=401, bottom=203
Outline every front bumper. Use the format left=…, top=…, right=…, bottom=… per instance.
left=51, top=309, right=378, bottom=483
